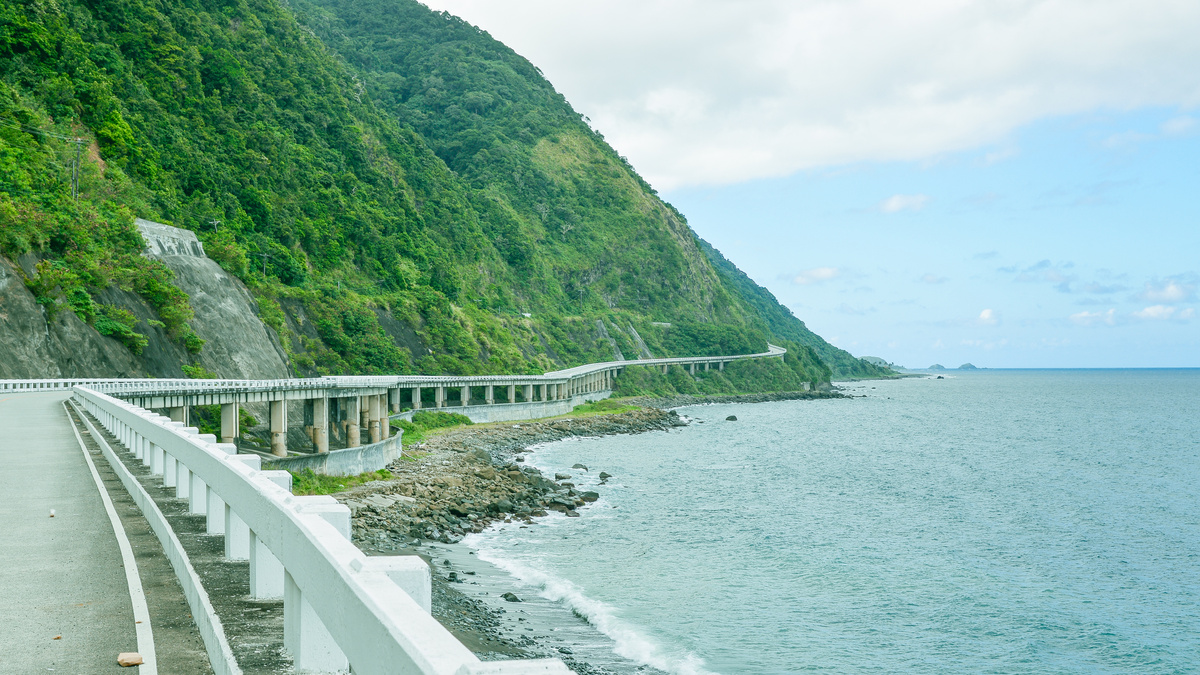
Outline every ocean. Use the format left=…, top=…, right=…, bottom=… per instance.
left=456, top=371, right=1200, bottom=673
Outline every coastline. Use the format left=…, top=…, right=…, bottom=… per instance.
left=337, top=390, right=840, bottom=672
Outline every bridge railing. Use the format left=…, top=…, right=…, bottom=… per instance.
left=4, top=344, right=786, bottom=399
left=72, top=385, right=569, bottom=675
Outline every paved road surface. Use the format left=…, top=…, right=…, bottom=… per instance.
left=0, top=392, right=137, bottom=672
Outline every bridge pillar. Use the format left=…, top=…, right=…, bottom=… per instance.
left=539, top=384, right=546, bottom=402
left=523, top=384, right=533, bottom=402
left=313, top=396, right=329, bottom=454
left=411, top=386, right=421, bottom=410
left=460, top=385, right=470, bottom=407
left=485, top=385, right=494, bottom=405
left=270, top=399, right=288, bottom=457
left=705, top=362, right=711, bottom=371
left=369, top=395, right=382, bottom=444
left=435, top=387, right=445, bottom=408
left=220, top=402, right=239, bottom=444
left=359, top=396, right=370, bottom=433
left=168, top=406, right=187, bottom=425
left=345, top=397, right=361, bottom=448
left=388, top=387, right=401, bottom=413
left=662, top=365, right=669, bottom=375
left=719, top=361, right=725, bottom=371
left=689, top=363, right=696, bottom=375
left=507, top=384, right=516, bottom=404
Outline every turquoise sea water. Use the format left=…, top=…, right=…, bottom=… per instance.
left=469, top=371, right=1200, bottom=674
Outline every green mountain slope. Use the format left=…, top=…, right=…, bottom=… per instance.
left=0, top=0, right=888, bottom=385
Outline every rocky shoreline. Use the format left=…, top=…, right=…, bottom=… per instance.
left=334, top=392, right=838, bottom=671
left=334, top=406, right=686, bottom=671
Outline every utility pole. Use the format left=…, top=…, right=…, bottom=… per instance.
left=209, top=219, right=221, bottom=231
left=71, top=138, right=84, bottom=200
left=253, top=252, right=274, bottom=277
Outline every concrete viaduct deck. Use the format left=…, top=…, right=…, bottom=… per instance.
left=0, top=345, right=785, bottom=674
left=0, top=392, right=144, bottom=672
left=0, top=344, right=785, bottom=458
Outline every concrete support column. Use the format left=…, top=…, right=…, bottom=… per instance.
left=313, top=396, right=329, bottom=454
left=388, top=387, right=401, bottom=413
left=345, top=397, right=361, bottom=448
left=719, top=361, right=725, bottom=371
left=250, top=471, right=291, bottom=599
left=523, top=384, right=533, bottom=403
left=220, top=402, right=239, bottom=444
left=206, top=442, right=237, bottom=534
left=436, top=387, right=445, bottom=408
left=284, top=572, right=349, bottom=672
left=689, top=363, right=696, bottom=375
left=150, top=443, right=163, bottom=476
left=270, top=399, right=287, bottom=457
left=284, top=500, right=351, bottom=672
left=507, top=384, right=516, bottom=404
left=360, top=396, right=370, bottom=432
left=369, top=395, right=382, bottom=444
left=662, top=365, right=669, bottom=375
left=539, top=384, right=546, bottom=402
left=411, top=387, right=421, bottom=410
left=225, top=455, right=260, bottom=560
left=460, top=386, right=470, bottom=407
left=168, top=406, right=187, bottom=425
left=175, top=458, right=191, bottom=501
left=485, top=385, right=494, bottom=405
left=705, top=362, right=711, bottom=371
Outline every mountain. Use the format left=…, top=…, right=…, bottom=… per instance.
left=0, top=0, right=889, bottom=385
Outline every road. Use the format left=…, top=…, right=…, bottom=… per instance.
left=0, top=392, right=137, bottom=673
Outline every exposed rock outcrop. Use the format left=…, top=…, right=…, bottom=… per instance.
left=0, top=220, right=289, bottom=379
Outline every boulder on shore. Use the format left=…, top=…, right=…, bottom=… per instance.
left=726, top=415, right=738, bottom=421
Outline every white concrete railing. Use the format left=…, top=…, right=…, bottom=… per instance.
left=2, top=344, right=785, bottom=397
left=72, top=385, right=569, bottom=675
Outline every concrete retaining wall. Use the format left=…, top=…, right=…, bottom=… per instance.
left=393, top=391, right=612, bottom=425
left=264, top=434, right=402, bottom=476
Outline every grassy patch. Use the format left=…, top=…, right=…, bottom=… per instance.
left=291, top=468, right=393, bottom=495
left=393, top=410, right=473, bottom=445
left=568, top=398, right=640, bottom=417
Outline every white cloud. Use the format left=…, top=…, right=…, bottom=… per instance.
left=1180, top=308, right=1197, bottom=319
left=1139, top=279, right=1194, bottom=303
left=794, top=267, right=840, bottom=285
left=1161, top=116, right=1196, bottom=136
left=880, top=194, right=930, bottom=213
left=919, top=273, right=946, bottom=284
left=1132, top=305, right=1176, bottom=320
left=978, top=308, right=999, bottom=325
left=424, top=0, right=1200, bottom=188
left=1070, top=308, right=1116, bottom=326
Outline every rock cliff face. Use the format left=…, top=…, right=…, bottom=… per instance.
left=0, top=221, right=289, bottom=380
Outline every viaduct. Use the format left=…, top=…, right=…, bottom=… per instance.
left=0, top=345, right=786, bottom=674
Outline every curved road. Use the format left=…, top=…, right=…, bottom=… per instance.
left=0, top=392, right=137, bottom=672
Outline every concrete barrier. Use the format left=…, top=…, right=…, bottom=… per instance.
left=265, top=434, right=403, bottom=476
left=392, top=391, right=612, bottom=425
left=73, top=386, right=571, bottom=675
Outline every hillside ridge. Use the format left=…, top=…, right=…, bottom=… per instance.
left=0, top=0, right=889, bottom=386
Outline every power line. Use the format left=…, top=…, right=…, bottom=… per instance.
left=1, top=119, right=88, bottom=199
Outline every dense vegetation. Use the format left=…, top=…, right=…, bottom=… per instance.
left=0, top=0, right=888, bottom=386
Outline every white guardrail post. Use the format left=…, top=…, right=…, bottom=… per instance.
left=70, top=386, right=571, bottom=675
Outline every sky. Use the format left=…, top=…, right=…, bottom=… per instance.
left=421, top=0, right=1200, bottom=367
